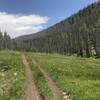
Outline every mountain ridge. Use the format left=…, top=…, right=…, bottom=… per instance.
left=14, top=1, right=99, bottom=40
left=14, top=1, right=100, bottom=57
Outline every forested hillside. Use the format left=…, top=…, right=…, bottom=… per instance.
left=4, top=2, right=100, bottom=57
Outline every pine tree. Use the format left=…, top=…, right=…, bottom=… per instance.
left=0, top=30, right=3, bottom=50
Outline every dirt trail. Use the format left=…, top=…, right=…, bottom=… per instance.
left=32, top=59, right=63, bottom=100
left=21, top=55, right=42, bottom=100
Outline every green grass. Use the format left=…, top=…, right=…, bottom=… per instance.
left=30, top=53, right=100, bottom=100
left=0, top=51, right=25, bottom=100
left=0, top=51, right=100, bottom=100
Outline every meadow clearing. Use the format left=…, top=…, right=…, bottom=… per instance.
left=0, top=51, right=100, bottom=100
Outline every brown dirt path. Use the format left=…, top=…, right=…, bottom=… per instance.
left=21, top=55, right=42, bottom=100
left=32, top=59, right=63, bottom=100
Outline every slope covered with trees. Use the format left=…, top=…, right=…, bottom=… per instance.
left=1, top=2, right=100, bottom=57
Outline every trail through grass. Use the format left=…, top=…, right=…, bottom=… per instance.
left=25, top=53, right=55, bottom=100
left=0, top=51, right=100, bottom=100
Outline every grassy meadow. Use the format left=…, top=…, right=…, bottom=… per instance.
left=0, top=51, right=100, bottom=100
left=30, top=53, right=100, bottom=100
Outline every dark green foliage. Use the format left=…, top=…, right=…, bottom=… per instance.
left=0, top=31, right=12, bottom=50
left=13, top=2, right=100, bottom=57
left=0, top=31, right=3, bottom=50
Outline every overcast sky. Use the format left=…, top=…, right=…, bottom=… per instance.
left=0, top=0, right=98, bottom=38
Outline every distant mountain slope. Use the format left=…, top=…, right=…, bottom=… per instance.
left=14, top=1, right=100, bottom=57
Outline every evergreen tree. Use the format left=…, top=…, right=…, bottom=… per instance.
left=0, top=30, right=3, bottom=50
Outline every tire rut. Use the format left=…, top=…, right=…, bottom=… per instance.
left=32, top=59, right=63, bottom=100
left=22, top=55, right=42, bottom=100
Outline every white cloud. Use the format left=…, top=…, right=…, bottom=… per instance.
left=0, top=12, right=49, bottom=38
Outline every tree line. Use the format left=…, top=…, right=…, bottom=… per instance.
left=14, top=2, right=100, bottom=58
left=0, top=31, right=12, bottom=50
left=0, top=2, right=100, bottom=58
